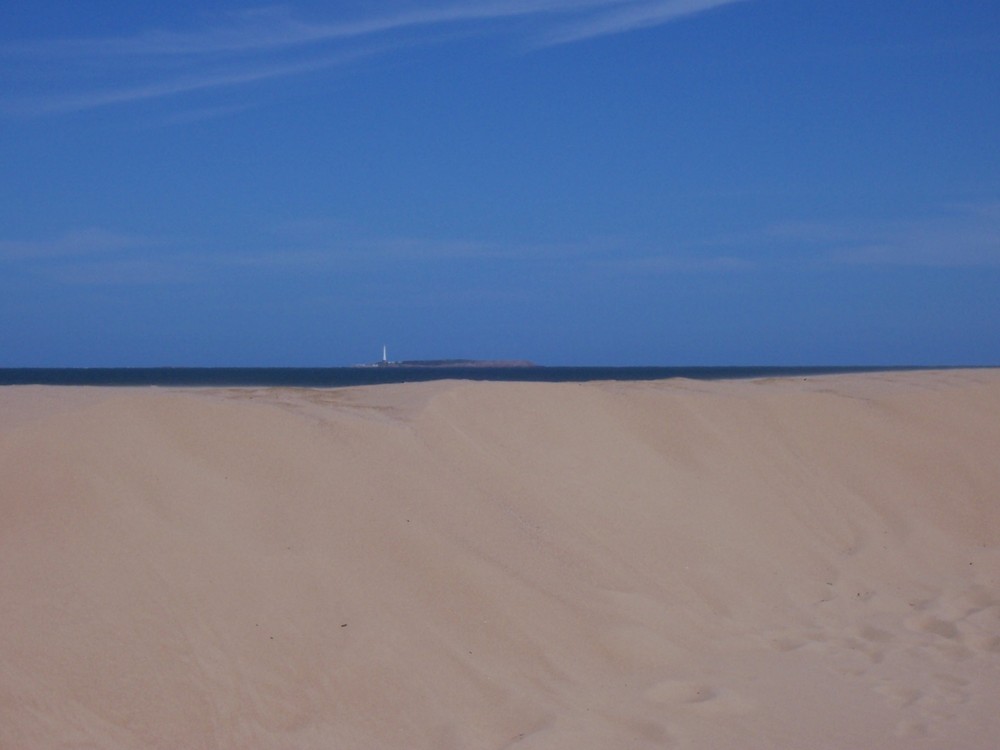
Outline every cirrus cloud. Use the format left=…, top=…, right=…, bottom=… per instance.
left=1, top=1, right=750, bottom=116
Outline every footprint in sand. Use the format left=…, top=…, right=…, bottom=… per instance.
left=857, top=624, right=893, bottom=644
left=872, top=670, right=972, bottom=741
left=644, top=681, right=716, bottom=704
left=644, top=680, right=756, bottom=715
left=874, top=681, right=921, bottom=709
left=765, top=629, right=829, bottom=653
left=931, top=673, right=970, bottom=705
left=907, top=615, right=960, bottom=640
left=894, top=717, right=931, bottom=739
left=903, top=588, right=1000, bottom=659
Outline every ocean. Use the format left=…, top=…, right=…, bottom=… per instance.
left=0, top=366, right=928, bottom=387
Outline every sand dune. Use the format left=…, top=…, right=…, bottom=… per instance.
left=1, top=370, right=999, bottom=749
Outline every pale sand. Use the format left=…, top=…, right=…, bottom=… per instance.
left=1, top=370, right=999, bottom=749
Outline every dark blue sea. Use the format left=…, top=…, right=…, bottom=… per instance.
left=0, top=366, right=927, bottom=387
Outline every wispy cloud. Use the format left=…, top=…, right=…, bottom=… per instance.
left=7, top=3, right=622, bottom=58
left=9, top=202, right=996, bottom=288
left=1, top=1, right=748, bottom=116
left=715, top=203, right=1000, bottom=269
left=589, top=201, right=1000, bottom=275
left=217, top=234, right=610, bottom=270
left=827, top=204, right=1000, bottom=268
left=46, top=258, right=198, bottom=285
left=0, top=222, right=614, bottom=286
left=538, top=0, right=750, bottom=46
left=0, top=228, right=202, bottom=285
left=147, top=102, right=259, bottom=128
left=6, top=53, right=357, bottom=116
left=597, top=253, right=756, bottom=273
left=0, top=228, right=152, bottom=260
left=763, top=203, right=1000, bottom=268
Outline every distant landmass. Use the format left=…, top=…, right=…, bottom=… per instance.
left=363, top=359, right=538, bottom=369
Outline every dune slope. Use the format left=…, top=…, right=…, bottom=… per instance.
left=1, top=370, right=999, bottom=749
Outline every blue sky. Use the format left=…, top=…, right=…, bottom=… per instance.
left=1, top=1, right=998, bottom=366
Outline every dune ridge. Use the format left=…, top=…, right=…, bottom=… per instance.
left=1, top=370, right=999, bottom=749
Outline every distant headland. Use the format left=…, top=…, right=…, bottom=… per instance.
left=359, top=358, right=537, bottom=369
left=355, top=346, right=536, bottom=369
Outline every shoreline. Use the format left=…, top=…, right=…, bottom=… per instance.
left=0, top=364, right=987, bottom=388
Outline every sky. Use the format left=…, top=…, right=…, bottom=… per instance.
left=1, top=1, right=998, bottom=366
